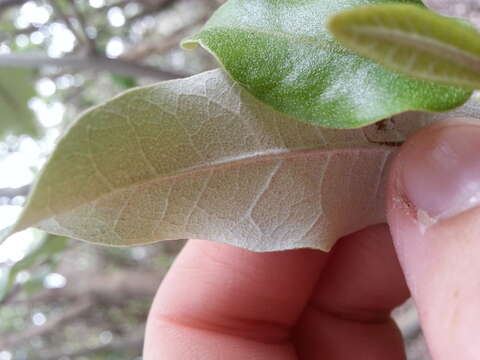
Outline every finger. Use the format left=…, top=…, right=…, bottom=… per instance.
left=294, top=224, right=409, bottom=359
left=386, top=118, right=480, bottom=360
left=144, top=239, right=329, bottom=359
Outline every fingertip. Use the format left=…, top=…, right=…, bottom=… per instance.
left=386, top=118, right=480, bottom=359
left=389, top=117, right=480, bottom=225
left=144, top=240, right=328, bottom=359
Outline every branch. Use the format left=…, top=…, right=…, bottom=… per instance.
left=48, top=0, right=84, bottom=47
left=0, top=184, right=30, bottom=198
left=125, top=0, right=177, bottom=25
left=39, top=327, right=144, bottom=360
left=0, top=0, right=27, bottom=13
left=67, top=0, right=97, bottom=54
left=123, top=13, right=211, bottom=60
left=12, top=269, right=161, bottom=305
left=0, top=297, right=93, bottom=349
left=0, top=53, right=182, bottom=80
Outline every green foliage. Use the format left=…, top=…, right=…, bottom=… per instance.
left=0, top=234, right=68, bottom=301
left=111, top=75, right=138, bottom=89
left=3, top=0, right=480, bottom=255
left=5, top=70, right=463, bottom=252
left=182, top=0, right=471, bottom=129
left=329, top=4, right=480, bottom=90
left=0, top=67, right=39, bottom=139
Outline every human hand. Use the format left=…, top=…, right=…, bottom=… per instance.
left=144, top=119, right=480, bottom=359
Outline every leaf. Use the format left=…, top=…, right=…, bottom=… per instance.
left=0, top=234, right=68, bottom=301
left=0, top=67, right=39, bottom=139
left=328, top=4, right=480, bottom=90
left=5, top=69, right=471, bottom=252
left=181, top=0, right=471, bottom=129
left=111, top=74, right=138, bottom=89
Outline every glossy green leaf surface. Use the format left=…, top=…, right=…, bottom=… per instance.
left=0, top=67, right=39, bottom=139
left=329, top=4, right=480, bottom=90
left=182, top=0, right=471, bottom=129
left=5, top=69, right=472, bottom=252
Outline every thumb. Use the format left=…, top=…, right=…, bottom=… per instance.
left=386, top=118, right=480, bottom=360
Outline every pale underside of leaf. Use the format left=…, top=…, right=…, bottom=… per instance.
left=329, top=4, right=480, bottom=89
left=181, top=0, right=471, bottom=129
left=9, top=69, right=479, bottom=252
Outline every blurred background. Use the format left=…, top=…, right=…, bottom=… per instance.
left=0, top=0, right=431, bottom=359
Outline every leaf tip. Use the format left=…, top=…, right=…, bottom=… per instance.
left=180, top=37, right=200, bottom=50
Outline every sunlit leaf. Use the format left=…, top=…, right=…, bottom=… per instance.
left=0, top=67, right=39, bottom=139
left=181, top=0, right=471, bottom=129
left=329, top=4, right=480, bottom=90
left=5, top=69, right=474, bottom=252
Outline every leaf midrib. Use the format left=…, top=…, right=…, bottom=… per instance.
left=351, top=25, right=480, bottom=73
left=198, top=25, right=351, bottom=55
left=19, top=145, right=392, bottom=231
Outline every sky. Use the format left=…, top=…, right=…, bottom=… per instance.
left=0, top=0, right=201, bottom=277
left=0, top=2, right=131, bottom=268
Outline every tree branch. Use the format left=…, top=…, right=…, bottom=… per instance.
left=0, top=53, right=182, bottom=80
left=0, top=297, right=93, bottom=349
left=11, top=269, right=161, bottom=305
left=48, top=0, right=85, bottom=47
left=67, top=0, right=97, bottom=54
left=0, top=184, right=30, bottom=198
left=0, top=0, right=28, bottom=14
left=125, top=0, right=177, bottom=25
left=123, top=12, right=211, bottom=61
left=39, top=326, right=144, bottom=360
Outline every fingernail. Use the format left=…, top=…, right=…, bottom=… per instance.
left=400, top=118, right=480, bottom=223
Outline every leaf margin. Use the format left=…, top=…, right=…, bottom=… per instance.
left=327, top=3, right=480, bottom=90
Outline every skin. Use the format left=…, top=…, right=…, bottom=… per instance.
left=144, top=120, right=480, bottom=359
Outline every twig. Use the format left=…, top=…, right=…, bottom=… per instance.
left=101, top=0, right=136, bottom=11
left=122, top=13, right=211, bottom=60
left=125, top=0, right=177, bottom=25
left=9, top=269, right=161, bottom=306
left=48, top=0, right=85, bottom=47
left=0, top=53, right=183, bottom=80
left=0, top=283, right=21, bottom=305
left=0, top=0, right=28, bottom=14
left=67, top=0, right=97, bottom=54
left=38, top=327, right=144, bottom=360
left=0, top=297, right=93, bottom=349
left=0, top=184, right=30, bottom=198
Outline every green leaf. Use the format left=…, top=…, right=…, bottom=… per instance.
left=111, top=74, right=138, bottom=89
left=5, top=69, right=472, bottom=252
left=181, top=0, right=472, bottom=129
left=328, top=4, right=480, bottom=90
left=0, top=67, right=39, bottom=139
left=0, top=234, right=68, bottom=301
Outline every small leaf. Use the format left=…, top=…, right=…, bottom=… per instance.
left=111, top=74, right=138, bottom=89
left=6, top=69, right=474, bottom=252
left=181, top=0, right=471, bottom=129
left=329, top=4, right=480, bottom=90
left=0, top=67, right=39, bottom=139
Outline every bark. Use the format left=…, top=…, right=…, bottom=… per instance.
left=0, top=54, right=183, bottom=80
